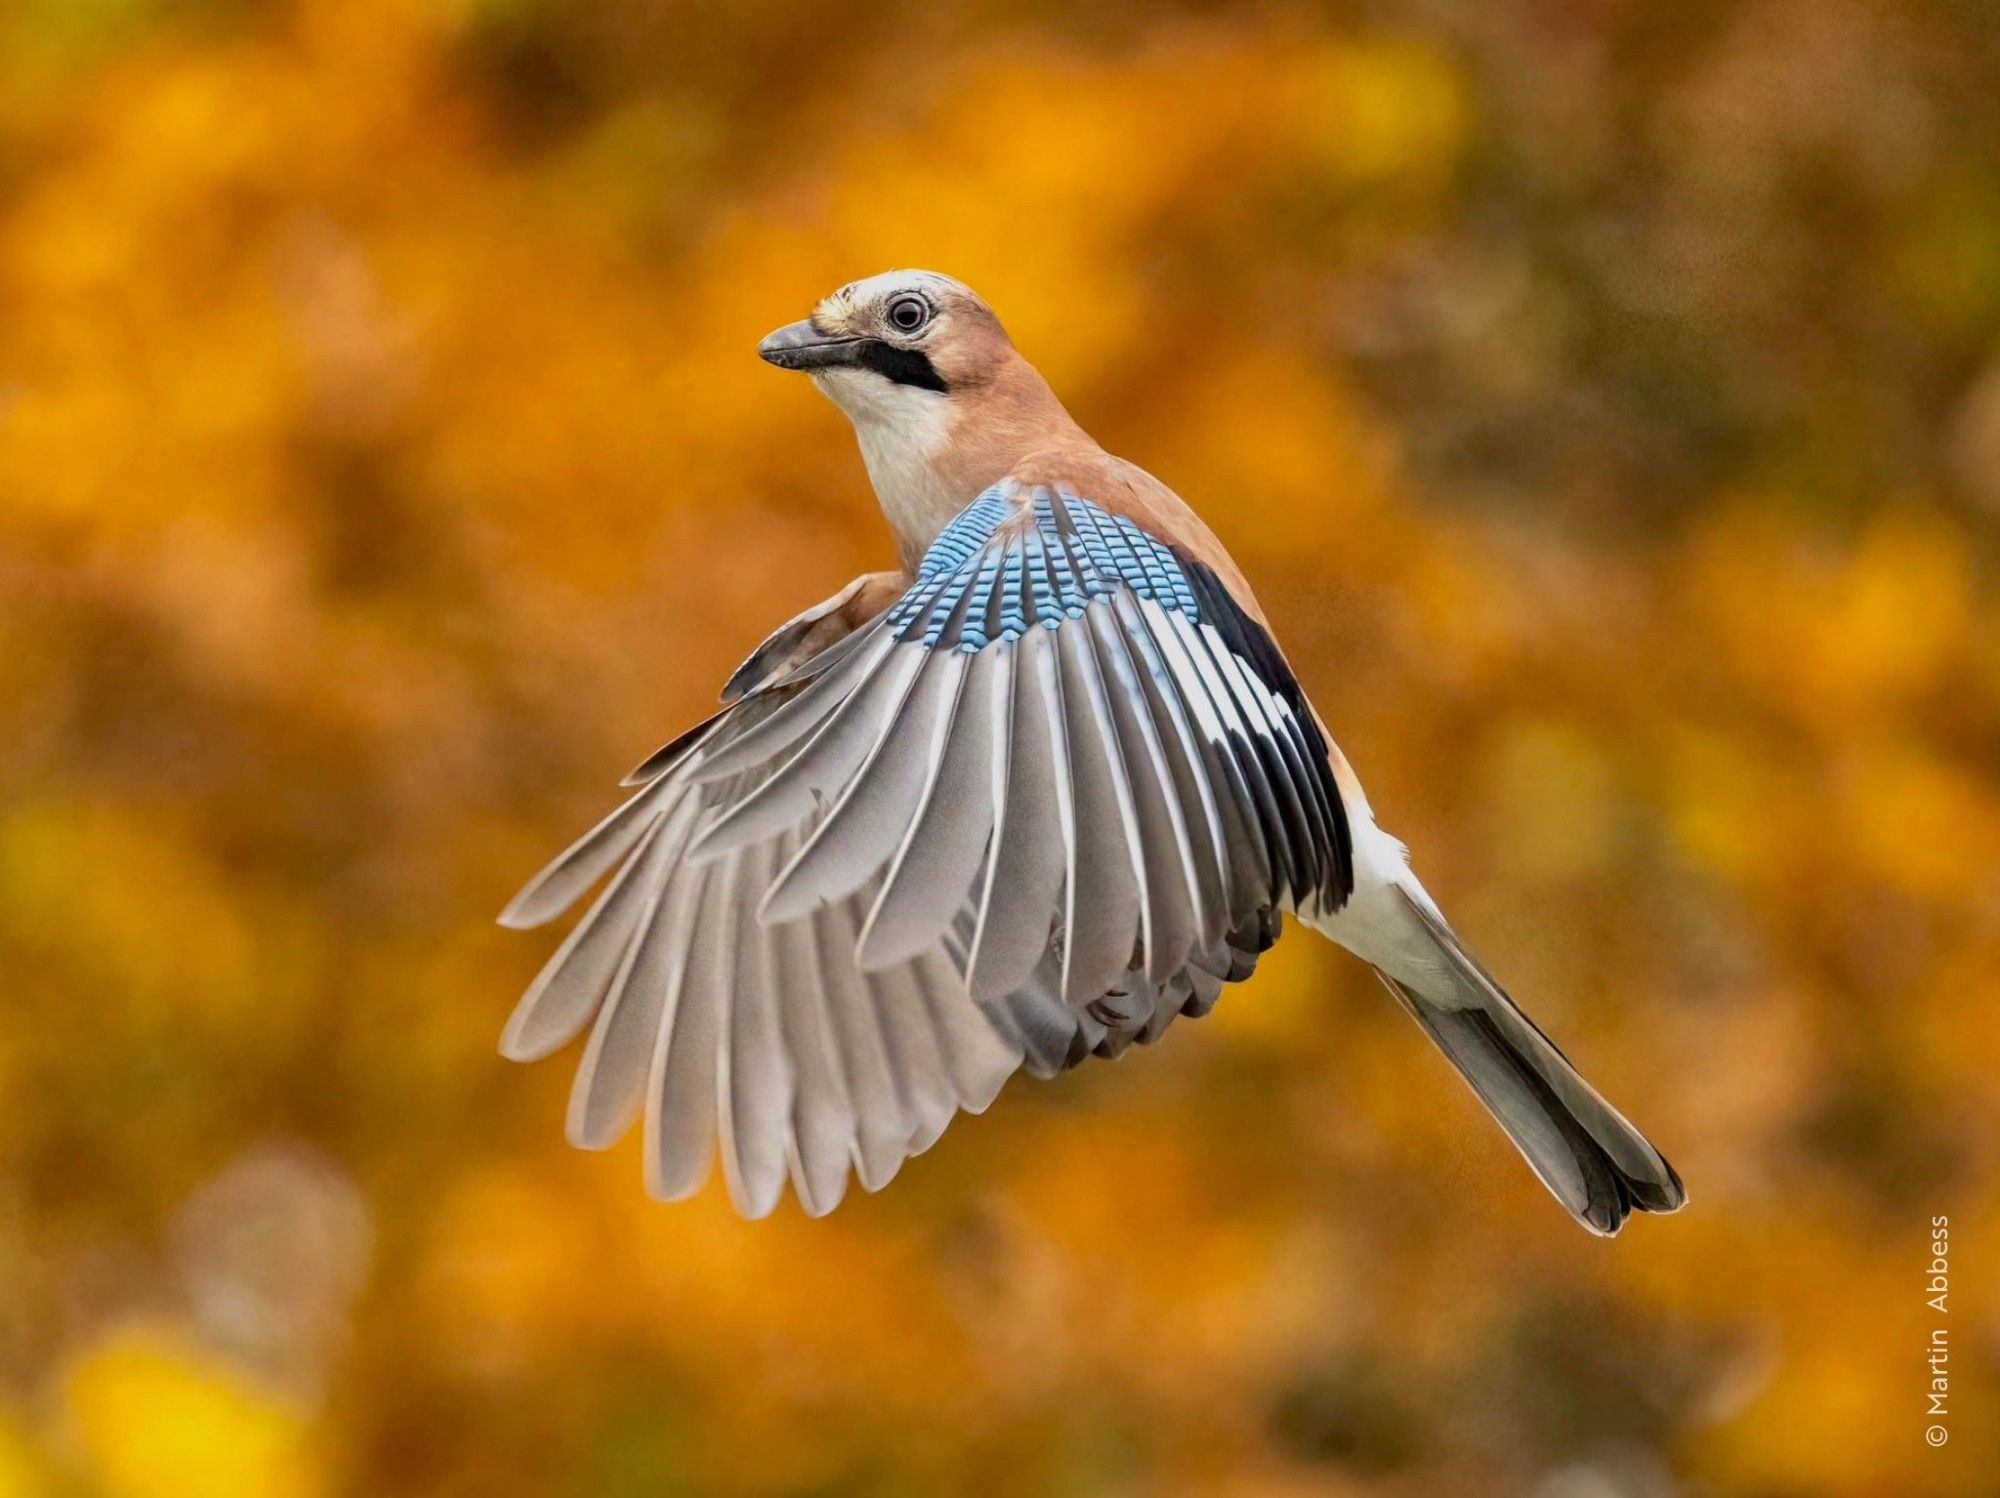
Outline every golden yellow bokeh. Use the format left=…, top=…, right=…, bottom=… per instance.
left=3, top=0, right=1996, bottom=1492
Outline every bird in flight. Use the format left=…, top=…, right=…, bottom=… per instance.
left=500, top=270, right=1686, bottom=1235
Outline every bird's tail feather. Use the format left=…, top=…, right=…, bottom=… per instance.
left=1378, top=889, right=1685, bottom=1236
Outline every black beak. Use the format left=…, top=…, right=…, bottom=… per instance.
left=757, top=320, right=863, bottom=372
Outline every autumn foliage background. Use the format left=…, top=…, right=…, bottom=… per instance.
left=4, top=1, right=1999, bottom=1493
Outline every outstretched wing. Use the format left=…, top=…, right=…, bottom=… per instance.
left=500, top=480, right=1352, bottom=1216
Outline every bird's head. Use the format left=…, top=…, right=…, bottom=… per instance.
left=756, top=270, right=1012, bottom=422
left=757, top=270, right=1089, bottom=566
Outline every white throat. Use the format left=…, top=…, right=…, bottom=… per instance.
left=812, top=369, right=959, bottom=557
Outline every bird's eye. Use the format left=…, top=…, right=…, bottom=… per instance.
left=886, top=295, right=930, bottom=333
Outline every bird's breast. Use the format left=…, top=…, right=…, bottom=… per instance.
left=849, top=402, right=968, bottom=566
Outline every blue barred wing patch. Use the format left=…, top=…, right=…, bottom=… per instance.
left=887, top=485, right=1201, bottom=652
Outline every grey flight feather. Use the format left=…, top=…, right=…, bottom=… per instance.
left=966, top=634, right=1065, bottom=1002
left=858, top=648, right=1000, bottom=970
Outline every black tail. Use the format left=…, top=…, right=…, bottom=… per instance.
left=1381, top=892, right=1686, bottom=1236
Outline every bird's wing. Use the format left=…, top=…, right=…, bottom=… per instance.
left=688, top=481, right=1353, bottom=979
left=499, top=481, right=1354, bottom=1217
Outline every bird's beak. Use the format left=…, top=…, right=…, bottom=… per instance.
left=757, top=319, right=863, bottom=372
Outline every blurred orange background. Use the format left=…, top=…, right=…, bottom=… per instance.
left=4, top=1, right=1998, bottom=1493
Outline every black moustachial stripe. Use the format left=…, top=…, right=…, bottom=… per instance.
left=1177, top=555, right=1355, bottom=909
left=854, top=340, right=948, bottom=393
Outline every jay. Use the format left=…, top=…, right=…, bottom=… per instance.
left=500, top=270, right=1687, bottom=1234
